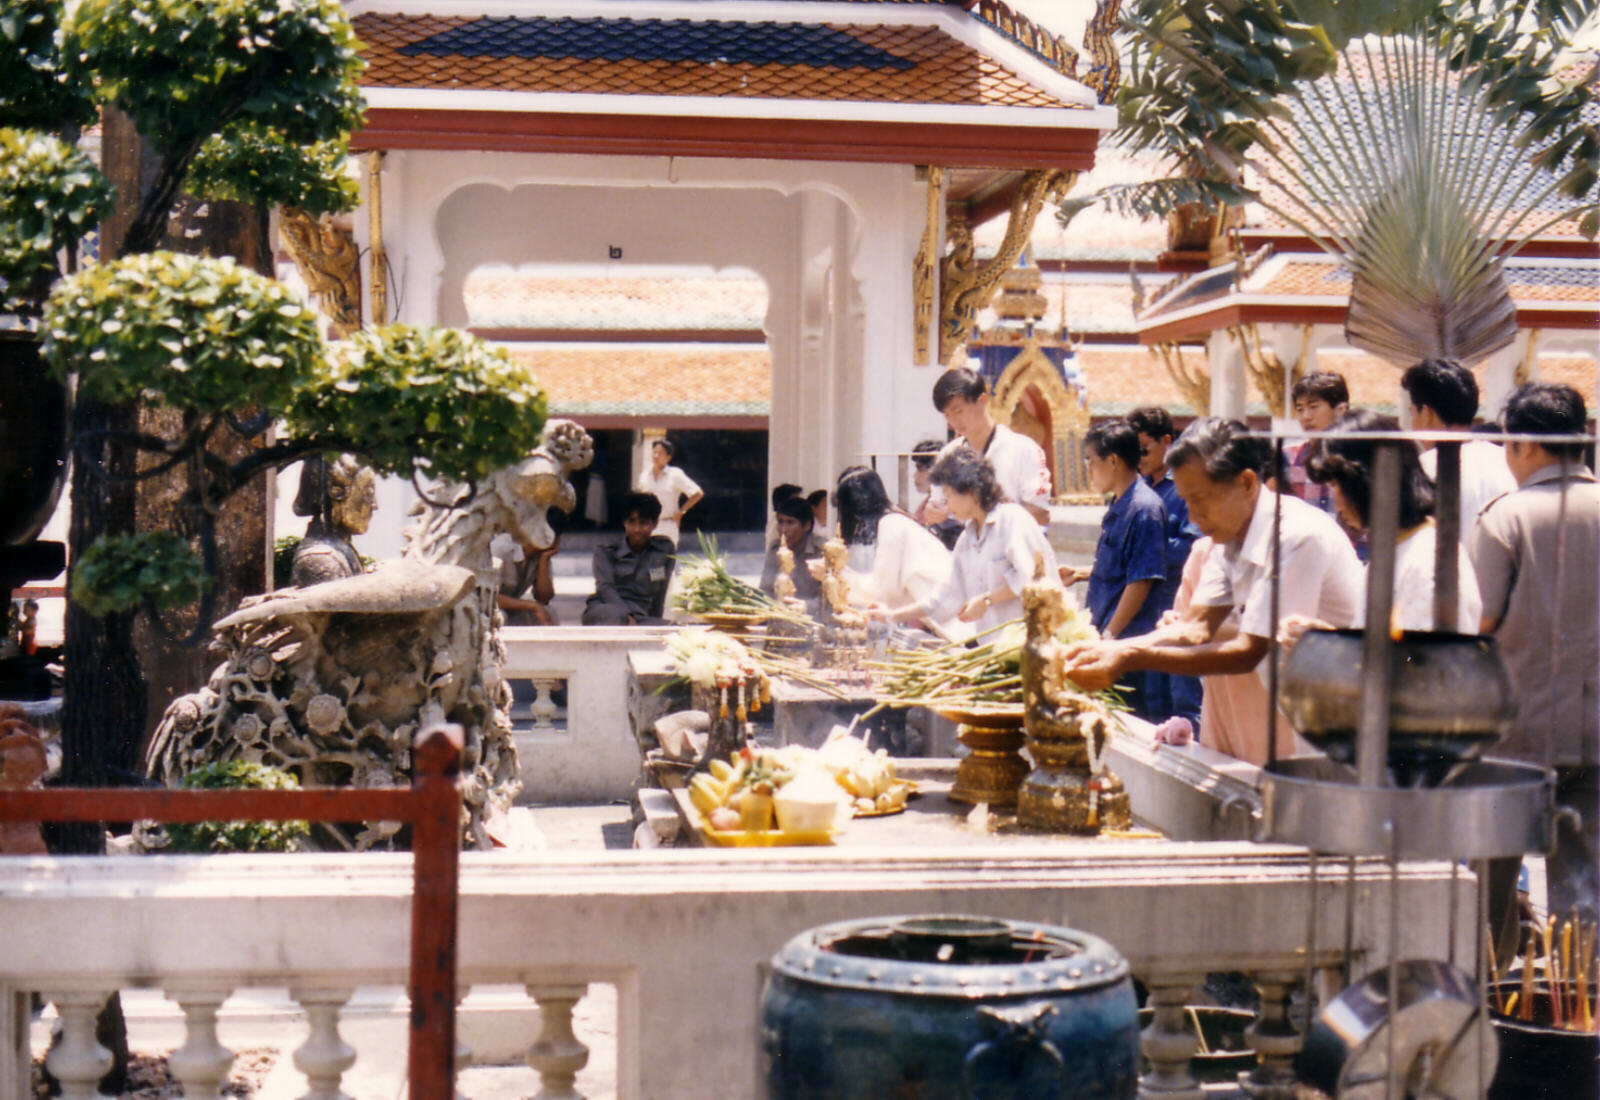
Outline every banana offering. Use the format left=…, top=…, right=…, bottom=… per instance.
left=688, top=735, right=911, bottom=834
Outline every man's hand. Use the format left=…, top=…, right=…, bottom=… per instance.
left=959, top=594, right=991, bottom=622
left=1276, top=614, right=1331, bottom=655
left=1062, top=640, right=1130, bottom=692
left=1058, top=564, right=1089, bottom=586
left=806, top=559, right=825, bottom=580
left=924, top=501, right=950, bottom=525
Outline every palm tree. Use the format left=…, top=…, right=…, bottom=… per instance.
left=1063, top=0, right=1597, bottom=364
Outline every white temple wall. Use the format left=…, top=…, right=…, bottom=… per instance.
left=327, top=150, right=940, bottom=549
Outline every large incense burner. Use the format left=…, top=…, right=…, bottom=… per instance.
left=1016, top=564, right=1130, bottom=834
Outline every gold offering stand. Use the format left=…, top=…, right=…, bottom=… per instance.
left=1016, top=564, right=1131, bottom=833
left=936, top=703, right=1029, bottom=808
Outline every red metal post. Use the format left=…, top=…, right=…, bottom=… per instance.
left=407, top=723, right=464, bottom=1100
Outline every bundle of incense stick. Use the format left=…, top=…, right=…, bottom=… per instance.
left=1489, top=913, right=1597, bottom=1031
left=865, top=620, right=1122, bottom=714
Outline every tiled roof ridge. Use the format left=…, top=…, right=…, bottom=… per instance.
left=968, top=0, right=1079, bottom=82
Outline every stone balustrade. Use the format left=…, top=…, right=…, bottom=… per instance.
left=500, top=625, right=678, bottom=803
left=0, top=842, right=1470, bottom=1097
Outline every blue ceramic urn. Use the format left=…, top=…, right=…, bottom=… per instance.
left=760, top=914, right=1139, bottom=1099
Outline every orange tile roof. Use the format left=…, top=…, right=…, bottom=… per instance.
left=354, top=14, right=1075, bottom=109
left=1251, top=258, right=1599, bottom=307
left=1075, top=345, right=1207, bottom=416
left=465, top=272, right=767, bottom=331
left=500, top=343, right=770, bottom=417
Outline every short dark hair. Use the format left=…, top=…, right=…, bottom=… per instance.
left=911, top=438, right=943, bottom=471
left=930, top=447, right=1004, bottom=511
left=806, top=489, right=827, bottom=509
left=1307, top=410, right=1434, bottom=530
left=932, top=367, right=987, bottom=413
left=1503, top=382, right=1588, bottom=460
left=772, top=483, right=802, bottom=508
left=1126, top=406, right=1175, bottom=442
left=1085, top=420, right=1141, bottom=472
left=1166, top=418, right=1272, bottom=484
left=650, top=438, right=675, bottom=458
left=1401, top=358, right=1479, bottom=427
left=622, top=491, right=662, bottom=523
left=774, top=496, right=814, bottom=527
left=834, top=465, right=893, bottom=546
left=1291, top=371, right=1349, bottom=408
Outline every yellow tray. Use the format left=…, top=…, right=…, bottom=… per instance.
left=700, top=824, right=838, bottom=847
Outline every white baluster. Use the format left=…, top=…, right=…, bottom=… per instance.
left=291, top=987, right=357, bottom=1100
left=167, top=987, right=235, bottom=1099
left=1238, top=971, right=1302, bottom=1099
left=526, top=983, right=589, bottom=1100
left=43, top=990, right=112, bottom=1100
left=530, top=680, right=559, bottom=731
left=456, top=987, right=473, bottom=1075
left=1139, top=974, right=1204, bottom=1099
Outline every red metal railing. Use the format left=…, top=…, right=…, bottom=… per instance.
left=0, top=722, right=464, bottom=1099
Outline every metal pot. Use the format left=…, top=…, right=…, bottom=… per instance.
left=0, top=331, right=69, bottom=546
left=1297, top=958, right=1497, bottom=1099
left=760, top=914, right=1139, bottom=1099
left=1280, top=629, right=1516, bottom=786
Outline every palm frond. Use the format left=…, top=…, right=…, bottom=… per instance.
left=1057, top=177, right=1257, bottom=230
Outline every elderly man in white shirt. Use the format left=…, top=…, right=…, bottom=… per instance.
left=1063, top=418, right=1363, bottom=692
left=924, top=367, right=1052, bottom=526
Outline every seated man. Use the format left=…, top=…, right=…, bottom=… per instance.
left=494, top=506, right=567, bottom=626
left=1063, top=418, right=1363, bottom=711
left=581, top=492, right=676, bottom=626
left=759, top=495, right=826, bottom=608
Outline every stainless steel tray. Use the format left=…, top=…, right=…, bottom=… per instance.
left=1258, top=757, right=1555, bottom=859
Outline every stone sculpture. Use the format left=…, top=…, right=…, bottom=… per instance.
left=290, top=454, right=377, bottom=587
left=145, top=420, right=595, bottom=849
left=814, top=537, right=867, bottom=670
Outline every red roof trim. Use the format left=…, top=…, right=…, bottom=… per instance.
left=353, top=107, right=1100, bottom=169
left=472, top=327, right=764, bottom=344
left=1138, top=302, right=1599, bottom=343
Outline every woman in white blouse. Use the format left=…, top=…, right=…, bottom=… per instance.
left=1281, top=410, right=1481, bottom=645
left=817, top=466, right=954, bottom=629
left=876, top=449, right=1058, bottom=636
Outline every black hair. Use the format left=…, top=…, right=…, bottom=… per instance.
left=650, top=438, right=675, bottom=459
left=1085, top=419, right=1141, bottom=472
left=1306, top=410, right=1434, bottom=530
left=622, top=491, right=662, bottom=523
left=1503, top=382, right=1589, bottom=460
left=1165, top=417, right=1272, bottom=484
left=806, top=488, right=828, bottom=509
left=774, top=496, right=815, bottom=527
left=929, top=448, right=1005, bottom=512
left=772, top=483, right=802, bottom=508
left=1125, top=406, right=1176, bottom=442
left=834, top=465, right=894, bottom=546
left=932, top=367, right=987, bottom=413
left=911, top=438, right=943, bottom=471
left=1401, top=358, right=1479, bottom=427
left=1291, top=371, right=1349, bottom=409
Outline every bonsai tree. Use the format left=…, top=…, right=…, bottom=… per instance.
left=1061, top=0, right=1597, bottom=364
left=2, top=0, right=551, bottom=807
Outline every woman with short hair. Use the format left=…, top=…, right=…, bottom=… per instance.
left=875, top=450, right=1057, bottom=635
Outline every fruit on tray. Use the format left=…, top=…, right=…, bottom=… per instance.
left=689, top=732, right=913, bottom=832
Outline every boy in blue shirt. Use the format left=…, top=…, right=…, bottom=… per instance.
left=1127, top=407, right=1203, bottom=726
left=1062, top=420, right=1167, bottom=721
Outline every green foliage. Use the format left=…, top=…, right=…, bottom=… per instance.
left=70, top=531, right=211, bottom=617
left=41, top=250, right=323, bottom=412
left=0, top=0, right=96, bottom=132
left=166, top=760, right=309, bottom=854
left=186, top=125, right=360, bottom=216
left=287, top=325, right=550, bottom=483
left=70, top=0, right=364, bottom=158
left=1058, top=177, right=1257, bottom=228
left=0, top=128, right=114, bottom=311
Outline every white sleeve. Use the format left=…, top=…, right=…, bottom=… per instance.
left=1239, top=531, right=1339, bottom=639
left=1190, top=548, right=1234, bottom=609
left=674, top=467, right=702, bottom=498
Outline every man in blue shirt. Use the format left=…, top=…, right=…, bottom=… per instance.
left=1062, top=419, right=1167, bottom=720
left=1128, top=407, right=1203, bottom=725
